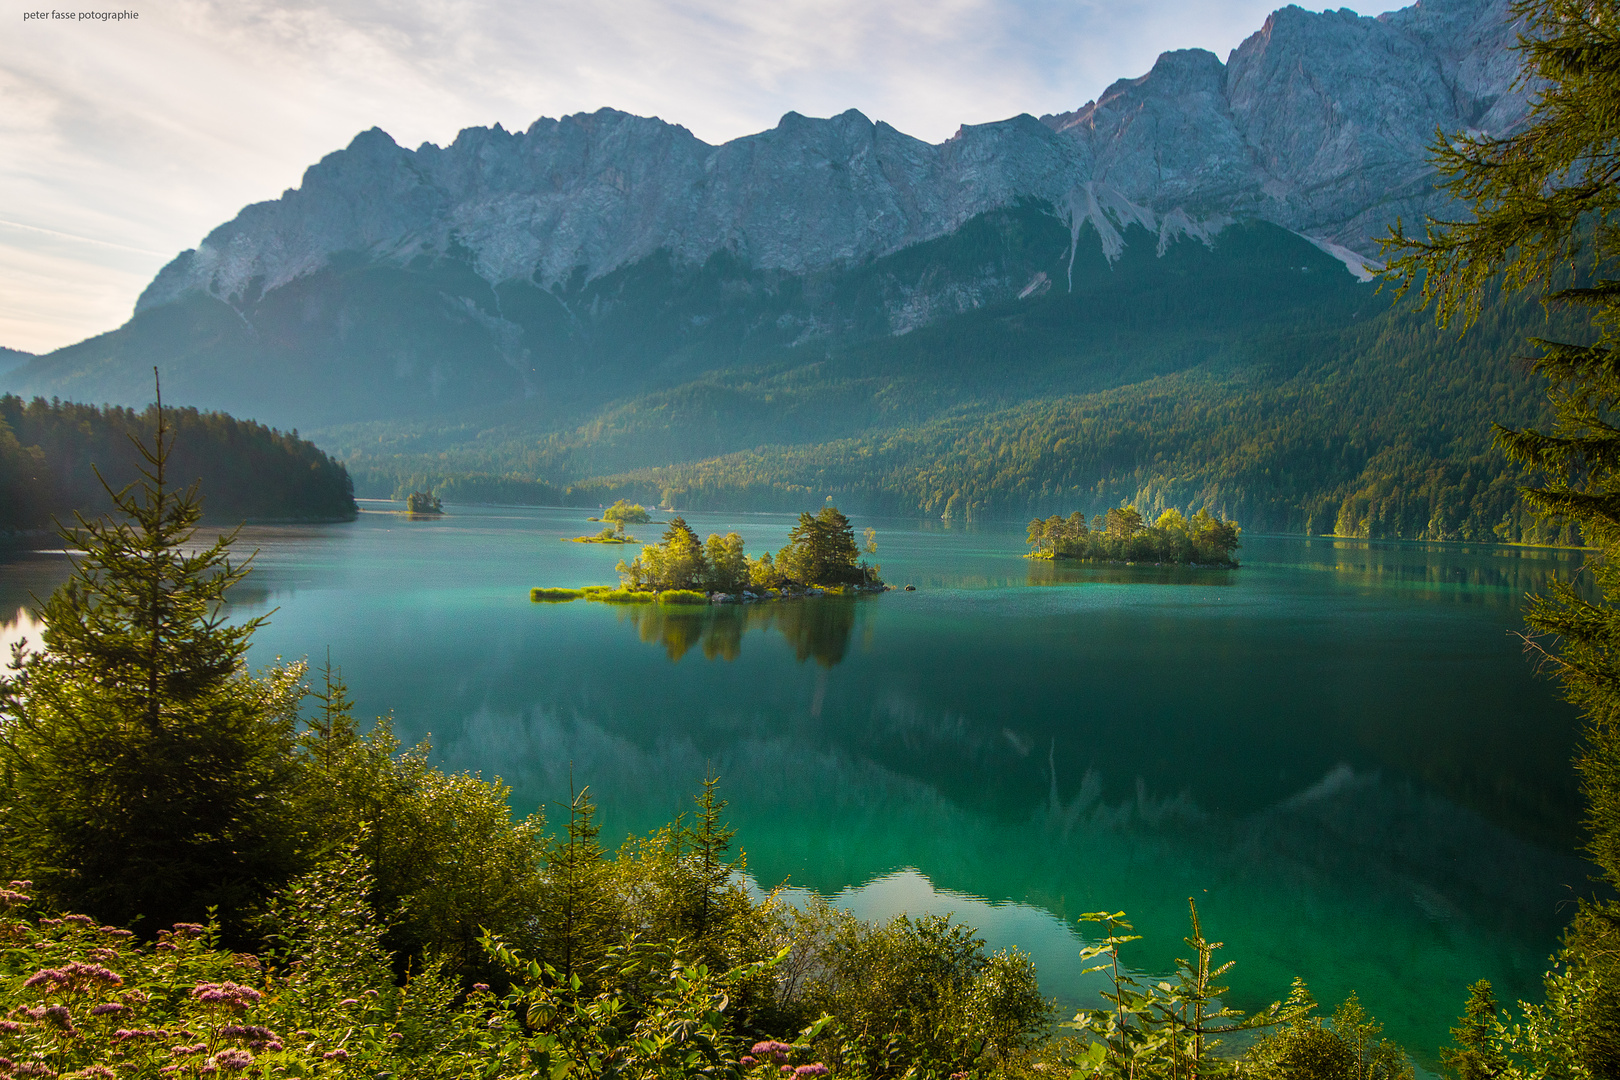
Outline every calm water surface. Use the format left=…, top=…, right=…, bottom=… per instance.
left=0, top=504, right=1599, bottom=1062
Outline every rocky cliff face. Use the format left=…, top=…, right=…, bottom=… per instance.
left=135, top=0, right=1526, bottom=317
left=1046, top=0, right=1528, bottom=260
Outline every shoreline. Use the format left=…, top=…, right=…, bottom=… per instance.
left=532, top=583, right=891, bottom=604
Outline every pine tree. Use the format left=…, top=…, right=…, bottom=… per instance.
left=1384, top=2, right=1620, bottom=1072
left=536, top=780, right=618, bottom=981
left=0, top=374, right=304, bottom=935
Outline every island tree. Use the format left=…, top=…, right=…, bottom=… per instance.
left=602, top=499, right=651, bottom=536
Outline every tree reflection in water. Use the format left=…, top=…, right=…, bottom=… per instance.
left=618, top=596, right=862, bottom=667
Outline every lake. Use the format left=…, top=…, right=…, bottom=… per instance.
left=0, top=503, right=1599, bottom=1063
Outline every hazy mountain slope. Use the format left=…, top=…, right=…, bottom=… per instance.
left=0, top=348, right=32, bottom=376
left=331, top=216, right=1378, bottom=485
left=560, top=285, right=1581, bottom=544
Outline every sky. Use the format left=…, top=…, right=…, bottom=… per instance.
left=0, top=0, right=1347, bottom=355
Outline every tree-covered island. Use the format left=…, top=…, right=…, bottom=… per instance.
left=1027, top=504, right=1241, bottom=566
left=534, top=505, right=883, bottom=604
left=572, top=500, right=652, bottom=542
left=404, top=490, right=443, bottom=514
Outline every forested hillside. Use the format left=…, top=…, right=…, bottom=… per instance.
left=338, top=229, right=1584, bottom=544
left=569, top=286, right=1581, bottom=542
left=0, top=395, right=356, bottom=533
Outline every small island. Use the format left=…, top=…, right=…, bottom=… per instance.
left=404, top=490, right=444, bottom=514
left=568, top=499, right=650, bottom=543
left=568, top=528, right=639, bottom=544
left=533, top=505, right=883, bottom=604
left=1027, top=504, right=1240, bottom=566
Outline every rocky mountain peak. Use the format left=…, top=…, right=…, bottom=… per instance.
left=134, top=0, right=1526, bottom=321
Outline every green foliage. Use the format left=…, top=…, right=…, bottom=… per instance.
left=784, top=906, right=1050, bottom=1080
left=530, top=588, right=585, bottom=602
left=703, top=532, right=749, bottom=593
left=533, top=784, right=618, bottom=983
left=587, top=588, right=657, bottom=604
left=1383, top=4, right=1620, bottom=1076
left=1247, top=986, right=1413, bottom=1080
left=778, top=507, right=870, bottom=587
left=289, top=664, right=547, bottom=980
left=619, top=510, right=880, bottom=594
left=619, top=517, right=708, bottom=591
left=404, top=491, right=443, bottom=514
left=1028, top=505, right=1241, bottom=565
left=1064, top=904, right=1316, bottom=1080
left=658, top=590, right=710, bottom=605
left=0, top=398, right=305, bottom=936
left=603, top=499, right=652, bottom=535
left=0, top=393, right=355, bottom=531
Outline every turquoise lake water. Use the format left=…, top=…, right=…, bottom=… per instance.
left=0, top=503, right=1601, bottom=1063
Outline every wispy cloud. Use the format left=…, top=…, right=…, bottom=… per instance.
left=2, top=0, right=1305, bottom=352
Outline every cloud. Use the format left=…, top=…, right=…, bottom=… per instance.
left=1, top=0, right=1307, bottom=352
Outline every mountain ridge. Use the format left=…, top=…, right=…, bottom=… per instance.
left=117, top=0, right=1523, bottom=329
left=3, top=0, right=1562, bottom=544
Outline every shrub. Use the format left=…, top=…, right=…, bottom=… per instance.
left=587, top=589, right=656, bottom=604
left=658, top=589, right=709, bottom=605
left=530, top=588, right=584, bottom=602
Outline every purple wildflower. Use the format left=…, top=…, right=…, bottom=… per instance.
left=795, top=1066, right=829, bottom=1078
left=36, top=919, right=61, bottom=928
left=322, top=1049, right=349, bottom=1061
left=23, top=962, right=122, bottom=994
left=0, top=890, right=31, bottom=907
left=170, top=1043, right=207, bottom=1057
left=471, top=984, right=490, bottom=992
left=41, top=1005, right=72, bottom=1032
left=0, top=1020, right=20, bottom=1033
left=61, top=915, right=94, bottom=927
left=72, top=1067, right=115, bottom=1079
left=781, top=1067, right=794, bottom=1076
left=212, top=1049, right=254, bottom=1070
left=740, top=1057, right=757, bottom=1068
left=9, top=881, right=31, bottom=889
left=113, top=1029, right=163, bottom=1042
left=155, top=942, right=177, bottom=952
left=167, top=923, right=206, bottom=939
left=13, top=1062, right=56, bottom=1078
left=90, top=1003, right=130, bottom=1016
left=190, top=982, right=260, bottom=1010
left=98, top=927, right=133, bottom=939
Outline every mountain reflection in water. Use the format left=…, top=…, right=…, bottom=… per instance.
left=618, top=595, right=865, bottom=667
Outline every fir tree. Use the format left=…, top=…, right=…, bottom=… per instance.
left=1384, top=2, right=1620, bottom=1073
left=536, top=779, right=618, bottom=981
left=0, top=374, right=304, bottom=935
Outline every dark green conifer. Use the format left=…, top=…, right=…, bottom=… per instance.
left=1385, top=1, right=1620, bottom=1072
left=536, top=780, right=618, bottom=981
left=0, top=375, right=303, bottom=934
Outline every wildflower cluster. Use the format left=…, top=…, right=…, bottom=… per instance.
left=740, top=1039, right=829, bottom=1078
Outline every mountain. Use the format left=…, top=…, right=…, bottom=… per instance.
left=5, top=0, right=1561, bottom=540
left=0, top=348, right=32, bottom=376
